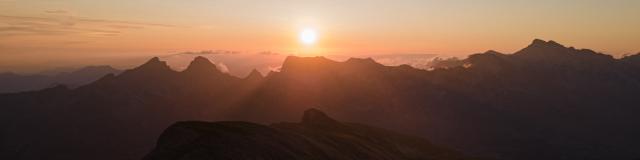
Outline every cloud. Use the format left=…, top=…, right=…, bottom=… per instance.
left=214, top=62, right=230, bottom=73
left=168, top=50, right=241, bottom=57
left=44, top=10, right=69, bottom=14
left=107, top=25, right=144, bottom=29
left=75, top=17, right=180, bottom=28
left=60, top=40, right=90, bottom=45
left=0, top=14, right=180, bottom=37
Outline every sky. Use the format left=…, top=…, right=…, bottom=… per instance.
left=1, top=0, right=639, bottom=73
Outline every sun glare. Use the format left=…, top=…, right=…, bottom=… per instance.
left=299, top=28, right=318, bottom=45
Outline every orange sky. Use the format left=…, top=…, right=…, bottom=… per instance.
left=1, top=0, right=639, bottom=72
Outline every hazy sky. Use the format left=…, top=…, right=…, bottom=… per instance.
left=1, top=0, right=639, bottom=72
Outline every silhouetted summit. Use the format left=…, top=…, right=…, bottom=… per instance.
left=182, top=56, right=221, bottom=75
left=138, top=57, right=172, bottom=71
left=144, top=109, right=470, bottom=160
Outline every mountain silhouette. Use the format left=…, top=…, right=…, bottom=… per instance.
left=144, top=109, right=471, bottom=160
left=2, top=39, right=640, bottom=160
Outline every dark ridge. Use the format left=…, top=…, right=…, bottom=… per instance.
left=144, top=109, right=470, bottom=160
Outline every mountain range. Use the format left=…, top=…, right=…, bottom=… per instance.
left=1, top=39, right=640, bottom=160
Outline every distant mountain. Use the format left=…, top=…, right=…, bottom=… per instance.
left=2, top=39, right=640, bottom=160
left=0, top=65, right=121, bottom=93
left=144, top=108, right=472, bottom=160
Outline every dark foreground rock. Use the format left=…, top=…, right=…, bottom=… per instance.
left=144, top=109, right=474, bottom=160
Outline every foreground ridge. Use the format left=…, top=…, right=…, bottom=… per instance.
left=144, top=108, right=473, bottom=160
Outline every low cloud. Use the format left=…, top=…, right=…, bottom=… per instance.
left=214, top=62, right=230, bottom=73
left=370, top=54, right=438, bottom=69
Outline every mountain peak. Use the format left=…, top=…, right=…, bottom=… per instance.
left=182, top=56, right=220, bottom=75
left=135, top=57, right=172, bottom=71
left=302, top=108, right=339, bottom=126
left=245, top=69, right=263, bottom=80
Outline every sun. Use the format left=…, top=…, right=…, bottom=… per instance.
left=299, top=28, right=318, bottom=45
